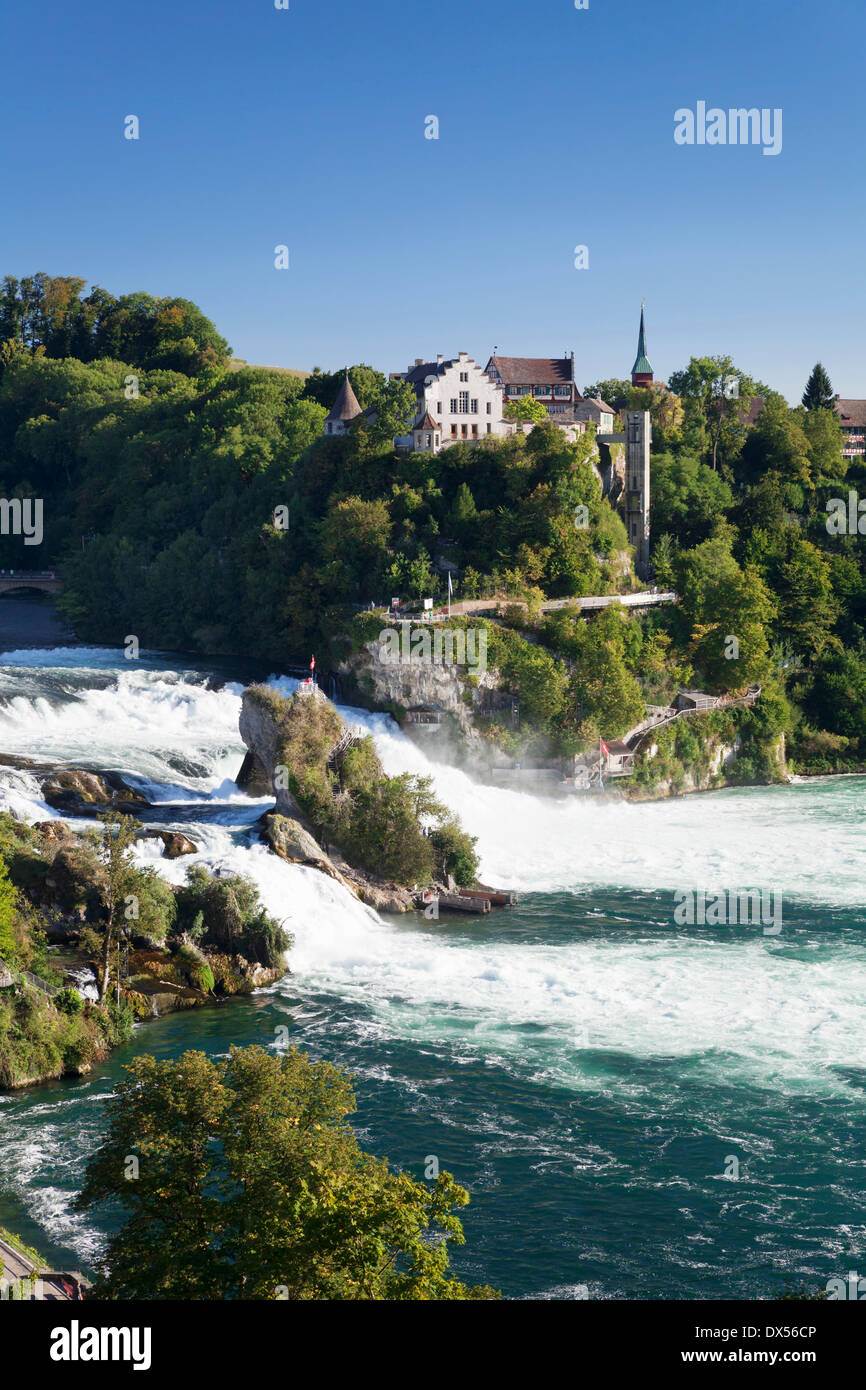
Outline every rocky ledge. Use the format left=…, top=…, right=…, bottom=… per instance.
left=238, top=691, right=423, bottom=914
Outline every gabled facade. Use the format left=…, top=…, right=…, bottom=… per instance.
left=392, top=352, right=506, bottom=451
left=834, top=397, right=866, bottom=461
left=485, top=354, right=579, bottom=415
left=575, top=396, right=616, bottom=433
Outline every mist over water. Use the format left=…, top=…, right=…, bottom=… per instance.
left=0, top=639, right=864, bottom=1299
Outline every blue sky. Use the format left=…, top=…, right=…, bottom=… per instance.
left=2, top=0, right=864, bottom=400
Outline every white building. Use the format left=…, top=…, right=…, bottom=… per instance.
left=392, top=352, right=507, bottom=452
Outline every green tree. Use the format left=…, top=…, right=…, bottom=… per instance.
left=770, top=532, right=838, bottom=661
left=651, top=452, right=733, bottom=547
left=582, top=379, right=631, bottom=409
left=503, top=396, right=548, bottom=423
left=95, top=813, right=140, bottom=1003
left=76, top=1045, right=498, bottom=1300
left=0, top=855, right=18, bottom=964
left=677, top=535, right=776, bottom=689
left=801, top=362, right=835, bottom=412
left=668, top=355, right=760, bottom=470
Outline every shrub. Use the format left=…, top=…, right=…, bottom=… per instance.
left=54, top=987, right=83, bottom=1015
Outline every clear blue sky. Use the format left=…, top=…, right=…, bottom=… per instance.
left=2, top=0, right=864, bottom=400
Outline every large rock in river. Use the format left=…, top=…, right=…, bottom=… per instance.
left=39, top=769, right=150, bottom=813
left=153, top=831, right=198, bottom=859
left=261, top=814, right=357, bottom=894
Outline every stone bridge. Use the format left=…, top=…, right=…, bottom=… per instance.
left=0, top=570, right=62, bottom=595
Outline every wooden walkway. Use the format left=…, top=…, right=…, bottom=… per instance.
left=426, top=590, right=678, bottom=622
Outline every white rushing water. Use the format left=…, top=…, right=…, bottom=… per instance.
left=0, top=650, right=864, bottom=1096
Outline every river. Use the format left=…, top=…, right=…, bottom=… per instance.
left=0, top=597, right=864, bottom=1299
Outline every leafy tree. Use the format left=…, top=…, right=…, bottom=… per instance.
left=95, top=813, right=140, bottom=1003
left=769, top=532, right=838, bottom=661
left=0, top=855, right=18, bottom=964
left=651, top=452, right=733, bottom=547
left=801, top=362, right=835, bottom=412
left=651, top=533, right=679, bottom=589
left=676, top=535, right=775, bottom=689
left=582, top=379, right=631, bottom=409
left=302, top=363, right=385, bottom=411
left=668, top=355, right=760, bottom=470
left=503, top=396, right=548, bottom=423
left=76, top=1045, right=498, bottom=1300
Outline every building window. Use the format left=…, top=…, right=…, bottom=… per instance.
left=534, top=386, right=551, bottom=397
left=426, top=434, right=432, bottom=447
left=460, top=371, right=469, bottom=382
left=437, top=401, right=442, bottom=413
left=450, top=398, right=458, bottom=413
left=471, top=424, right=478, bottom=438
left=461, top=424, right=468, bottom=437
left=459, top=391, right=470, bottom=413
left=486, top=423, right=492, bottom=434
left=451, top=424, right=458, bottom=438
left=554, top=386, right=571, bottom=398
left=471, top=399, right=478, bottom=413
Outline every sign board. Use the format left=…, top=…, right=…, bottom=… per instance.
left=423, top=598, right=433, bottom=610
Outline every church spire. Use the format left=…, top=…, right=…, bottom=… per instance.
left=631, top=302, right=653, bottom=386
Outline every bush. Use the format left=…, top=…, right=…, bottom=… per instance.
left=176, top=866, right=291, bottom=969
left=429, top=818, right=479, bottom=888
left=54, top=987, right=83, bottom=1015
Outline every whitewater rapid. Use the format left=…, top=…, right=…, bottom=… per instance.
left=0, top=649, right=864, bottom=1096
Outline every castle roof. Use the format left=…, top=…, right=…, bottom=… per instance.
left=415, top=411, right=439, bottom=430
left=326, top=374, right=363, bottom=423
left=488, top=355, right=574, bottom=385
left=835, top=398, right=866, bottom=428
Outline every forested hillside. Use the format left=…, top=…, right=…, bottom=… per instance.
left=0, top=274, right=863, bottom=774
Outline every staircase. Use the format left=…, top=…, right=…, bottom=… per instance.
left=327, top=725, right=365, bottom=770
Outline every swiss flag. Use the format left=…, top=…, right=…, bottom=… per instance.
left=600, top=739, right=610, bottom=757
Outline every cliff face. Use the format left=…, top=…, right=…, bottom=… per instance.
left=338, top=638, right=512, bottom=777
left=238, top=694, right=296, bottom=817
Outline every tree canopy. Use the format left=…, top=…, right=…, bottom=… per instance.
left=76, top=1044, right=498, bottom=1300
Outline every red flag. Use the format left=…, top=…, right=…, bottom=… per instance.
left=600, top=739, right=610, bottom=757
left=310, top=655, right=316, bottom=670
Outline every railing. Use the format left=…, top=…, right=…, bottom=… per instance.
left=626, top=686, right=761, bottom=753
left=0, top=570, right=59, bottom=581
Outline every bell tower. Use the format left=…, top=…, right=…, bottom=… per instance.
left=631, top=302, right=653, bottom=388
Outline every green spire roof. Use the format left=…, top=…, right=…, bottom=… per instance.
left=631, top=305, right=653, bottom=376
